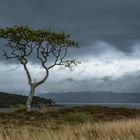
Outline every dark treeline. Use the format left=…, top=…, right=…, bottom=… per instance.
left=0, top=92, right=55, bottom=107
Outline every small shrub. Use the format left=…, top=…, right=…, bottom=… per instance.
left=38, top=107, right=50, bottom=113
left=67, top=112, right=91, bottom=123
left=10, top=104, right=26, bottom=112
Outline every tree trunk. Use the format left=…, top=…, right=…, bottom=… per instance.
left=26, top=85, right=35, bottom=109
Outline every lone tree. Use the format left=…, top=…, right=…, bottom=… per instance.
left=0, top=25, right=79, bottom=109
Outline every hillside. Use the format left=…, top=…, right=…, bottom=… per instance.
left=40, top=91, right=140, bottom=103
left=0, top=105, right=140, bottom=127
left=0, top=92, right=55, bottom=107
left=0, top=106, right=140, bottom=140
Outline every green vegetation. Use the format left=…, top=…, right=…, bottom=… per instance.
left=9, top=104, right=26, bottom=112
left=0, top=92, right=54, bottom=107
left=66, top=112, right=91, bottom=123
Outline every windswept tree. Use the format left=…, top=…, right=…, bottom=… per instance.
left=0, top=25, right=79, bottom=109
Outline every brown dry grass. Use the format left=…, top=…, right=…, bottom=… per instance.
left=0, top=118, right=140, bottom=140
left=0, top=106, right=140, bottom=140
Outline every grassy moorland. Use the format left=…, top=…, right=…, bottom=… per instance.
left=0, top=105, right=140, bottom=140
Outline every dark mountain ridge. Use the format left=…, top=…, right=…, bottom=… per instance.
left=40, top=91, right=140, bottom=103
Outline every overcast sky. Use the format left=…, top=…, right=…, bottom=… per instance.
left=0, top=0, right=140, bottom=94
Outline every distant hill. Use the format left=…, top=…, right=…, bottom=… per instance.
left=0, top=92, right=55, bottom=107
left=40, top=91, right=140, bottom=103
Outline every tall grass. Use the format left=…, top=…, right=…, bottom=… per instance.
left=0, top=118, right=140, bottom=140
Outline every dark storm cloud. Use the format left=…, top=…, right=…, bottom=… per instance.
left=54, top=71, right=140, bottom=93
left=1, top=0, right=140, bottom=94
left=0, top=0, right=140, bottom=54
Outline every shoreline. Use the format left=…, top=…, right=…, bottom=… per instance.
left=1, top=103, right=140, bottom=112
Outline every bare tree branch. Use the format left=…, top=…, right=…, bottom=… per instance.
left=34, top=68, right=49, bottom=87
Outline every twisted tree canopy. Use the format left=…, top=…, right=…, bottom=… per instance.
left=0, top=25, right=79, bottom=87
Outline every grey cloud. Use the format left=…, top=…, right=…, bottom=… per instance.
left=65, top=78, right=75, bottom=83
left=0, top=0, right=140, bottom=54
left=43, top=71, right=140, bottom=93
left=1, top=61, right=140, bottom=94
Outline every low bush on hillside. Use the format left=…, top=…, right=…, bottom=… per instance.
left=10, top=104, right=26, bottom=112
left=66, top=112, right=91, bottom=123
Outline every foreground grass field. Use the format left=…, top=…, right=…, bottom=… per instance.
left=0, top=119, right=140, bottom=140
left=0, top=106, right=140, bottom=140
